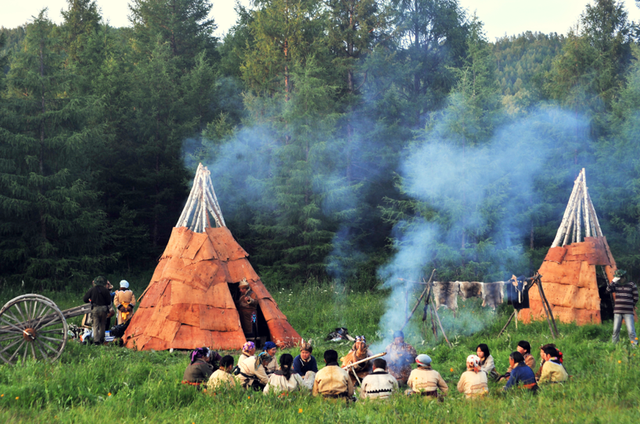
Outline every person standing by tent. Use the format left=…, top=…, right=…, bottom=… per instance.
left=113, top=280, right=136, bottom=325
left=606, top=269, right=638, bottom=347
left=385, top=330, right=417, bottom=386
left=82, top=276, right=112, bottom=344
left=236, top=279, right=258, bottom=337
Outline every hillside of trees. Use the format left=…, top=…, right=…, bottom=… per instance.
left=2, top=0, right=640, bottom=291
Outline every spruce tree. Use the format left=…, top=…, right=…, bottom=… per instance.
left=0, top=11, right=112, bottom=289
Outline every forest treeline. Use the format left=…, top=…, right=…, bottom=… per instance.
left=2, top=0, right=640, bottom=291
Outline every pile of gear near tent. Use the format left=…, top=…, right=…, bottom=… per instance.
left=519, top=169, right=617, bottom=326
left=124, top=164, right=301, bottom=350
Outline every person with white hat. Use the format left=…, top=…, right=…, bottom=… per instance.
left=406, top=354, right=448, bottom=398
left=457, top=355, right=489, bottom=398
left=113, top=280, right=136, bottom=324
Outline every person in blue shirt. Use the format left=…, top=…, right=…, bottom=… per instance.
left=504, top=351, right=538, bottom=393
left=293, top=340, right=318, bottom=375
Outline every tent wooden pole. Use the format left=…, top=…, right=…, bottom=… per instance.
left=583, top=170, right=592, bottom=238
left=576, top=188, right=582, bottom=243
left=552, top=175, right=582, bottom=247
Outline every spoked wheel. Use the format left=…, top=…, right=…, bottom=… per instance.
left=0, top=294, right=68, bottom=365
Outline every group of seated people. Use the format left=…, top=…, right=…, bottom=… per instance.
left=181, top=338, right=568, bottom=400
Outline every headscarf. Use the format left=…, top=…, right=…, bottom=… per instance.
left=466, top=354, right=481, bottom=373
left=263, top=341, right=277, bottom=351
left=242, top=341, right=255, bottom=352
left=190, top=347, right=210, bottom=365
left=415, top=354, right=432, bottom=367
left=300, top=340, right=312, bottom=352
left=351, top=336, right=367, bottom=353
left=255, top=351, right=272, bottom=368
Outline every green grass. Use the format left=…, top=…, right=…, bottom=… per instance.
left=0, top=282, right=639, bottom=423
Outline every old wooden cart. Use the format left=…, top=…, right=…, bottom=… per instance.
left=0, top=294, right=91, bottom=365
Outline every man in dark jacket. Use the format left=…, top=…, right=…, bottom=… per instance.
left=83, top=276, right=112, bottom=344
left=607, top=269, right=638, bottom=346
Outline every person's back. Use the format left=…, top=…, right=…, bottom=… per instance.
left=360, top=359, right=398, bottom=400
left=457, top=355, right=488, bottom=399
left=504, top=352, right=538, bottom=392
left=183, top=348, right=215, bottom=385
left=407, top=367, right=448, bottom=394
left=457, top=370, right=488, bottom=398
left=82, top=276, right=113, bottom=344
left=207, top=355, right=237, bottom=390
left=312, top=350, right=354, bottom=398
left=264, top=372, right=306, bottom=394
left=114, top=280, right=136, bottom=324
left=238, top=353, right=270, bottom=389
left=407, top=354, right=448, bottom=397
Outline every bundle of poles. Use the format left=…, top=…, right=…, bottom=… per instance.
left=401, top=269, right=453, bottom=348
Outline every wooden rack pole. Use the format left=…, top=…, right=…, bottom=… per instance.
left=401, top=269, right=437, bottom=331
left=497, top=310, right=516, bottom=338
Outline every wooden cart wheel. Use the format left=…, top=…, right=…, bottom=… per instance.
left=0, top=294, right=68, bottom=365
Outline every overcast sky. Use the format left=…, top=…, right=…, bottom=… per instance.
left=2, top=0, right=640, bottom=40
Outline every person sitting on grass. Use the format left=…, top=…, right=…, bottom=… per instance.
left=238, top=341, right=256, bottom=367
left=237, top=351, right=271, bottom=391
left=264, top=353, right=308, bottom=394
left=538, top=346, right=568, bottom=384
left=263, top=341, right=280, bottom=375
left=293, top=340, right=318, bottom=375
left=312, top=349, right=355, bottom=400
left=535, top=343, right=562, bottom=379
left=207, top=355, right=236, bottom=390
left=340, top=336, right=373, bottom=386
left=499, top=340, right=535, bottom=382
left=476, top=343, right=499, bottom=380
left=360, top=358, right=399, bottom=400
left=457, top=355, right=489, bottom=399
left=406, top=354, right=448, bottom=399
left=504, top=352, right=538, bottom=393
left=183, top=347, right=220, bottom=386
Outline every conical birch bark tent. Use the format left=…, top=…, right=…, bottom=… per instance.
left=123, top=164, right=301, bottom=350
left=519, top=169, right=617, bottom=326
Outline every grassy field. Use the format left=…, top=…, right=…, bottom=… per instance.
left=0, top=283, right=639, bottom=423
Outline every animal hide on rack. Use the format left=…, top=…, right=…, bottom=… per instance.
left=481, top=282, right=505, bottom=309
left=433, top=281, right=459, bottom=311
left=458, top=281, right=483, bottom=300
